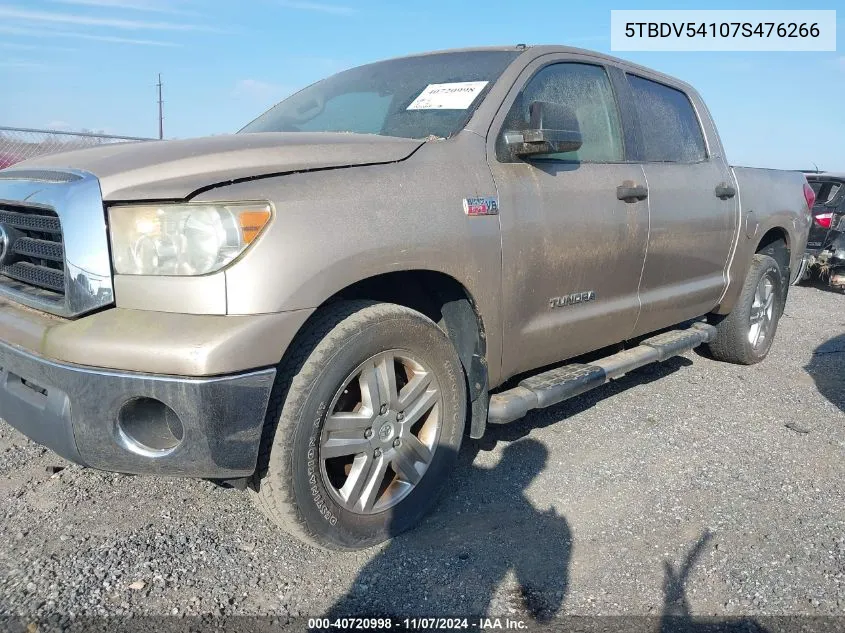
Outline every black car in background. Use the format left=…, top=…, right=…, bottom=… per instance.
left=798, top=172, right=845, bottom=290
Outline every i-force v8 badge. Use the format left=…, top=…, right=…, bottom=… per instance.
left=463, top=197, right=499, bottom=216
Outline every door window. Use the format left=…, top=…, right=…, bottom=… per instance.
left=626, top=75, right=707, bottom=163
left=499, top=63, right=624, bottom=162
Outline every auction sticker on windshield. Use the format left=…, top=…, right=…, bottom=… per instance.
left=407, top=81, right=489, bottom=110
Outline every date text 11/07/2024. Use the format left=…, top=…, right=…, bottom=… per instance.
left=307, top=617, right=529, bottom=630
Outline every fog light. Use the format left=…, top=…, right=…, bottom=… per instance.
left=117, top=397, right=184, bottom=455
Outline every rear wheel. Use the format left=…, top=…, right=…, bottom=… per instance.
left=707, top=254, right=785, bottom=365
left=253, top=301, right=466, bottom=550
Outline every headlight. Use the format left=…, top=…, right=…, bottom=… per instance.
left=107, top=202, right=272, bottom=276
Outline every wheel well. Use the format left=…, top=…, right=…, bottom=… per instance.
left=329, top=272, right=474, bottom=324
left=327, top=271, right=489, bottom=436
left=755, top=228, right=791, bottom=306
left=756, top=227, right=789, bottom=254
left=756, top=228, right=790, bottom=275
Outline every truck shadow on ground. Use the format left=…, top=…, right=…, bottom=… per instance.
left=324, top=453, right=767, bottom=631
left=324, top=356, right=776, bottom=628
left=804, top=333, right=845, bottom=414
left=324, top=438, right=573, bottom=620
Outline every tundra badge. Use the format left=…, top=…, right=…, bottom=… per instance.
left=549, top=291, right=596, bottom=309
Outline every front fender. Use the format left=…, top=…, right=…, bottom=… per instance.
left=190, top=136, right=506, bottom=384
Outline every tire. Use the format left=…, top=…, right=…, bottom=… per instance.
left=707, top=254, right=785, bottom=365
left=252, top=300, right=467, bottom=550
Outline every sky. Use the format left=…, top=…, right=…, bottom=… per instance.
left=0, top=0, right=842, bottom=170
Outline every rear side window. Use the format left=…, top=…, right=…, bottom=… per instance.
left=810, top=180, right=843, bottom=207
left=499, top=63, right=624, bottom=162
left=627, top=75, right=706, bottom=163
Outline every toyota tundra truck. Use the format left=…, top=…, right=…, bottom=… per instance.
left=0, top=46, right=812, bottom=549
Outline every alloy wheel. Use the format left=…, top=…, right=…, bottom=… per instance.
left=319, top=350, right=442, bottom=514
left=749, top=272, right=776, bottom=349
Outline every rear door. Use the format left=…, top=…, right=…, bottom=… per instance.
left=487, top=55, right=649, bottom=378
left=622, top=73, right=738, bottom=337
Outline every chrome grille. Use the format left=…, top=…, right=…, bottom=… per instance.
left=0, top=202, right=65, bottom=297
left=0, top=207, right=61, bottom=234
left=0, top=170, right=82, bottom=184
left=0, top=168, right=114, bottom=318
left=2, top=262, right=65, bottom=292
left=12, top=237, right=64, bottom=261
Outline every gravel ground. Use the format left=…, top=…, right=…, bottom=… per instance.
left=0, top=284, right=843, bottom=629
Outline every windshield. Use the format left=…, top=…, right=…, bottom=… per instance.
left=239, top=51, right=520, bottom=140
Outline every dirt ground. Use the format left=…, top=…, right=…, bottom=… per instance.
left=1, top=283, right=843, bottom=631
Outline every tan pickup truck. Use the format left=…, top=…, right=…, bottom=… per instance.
left=0, top=46, right=812, bottom=549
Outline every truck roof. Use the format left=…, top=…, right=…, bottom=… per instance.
left=389, top=44, right=697, bottom=95
left=806, top=172, right=845, bottom=180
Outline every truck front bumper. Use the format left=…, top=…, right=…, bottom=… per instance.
left=0, top=339, right=275, bottom=477
left=0, top=298, right=315, bottom=477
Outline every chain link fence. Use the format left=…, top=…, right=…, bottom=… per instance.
left=0, top=126, right=156, bottom=169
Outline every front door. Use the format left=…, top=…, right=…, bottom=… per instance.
left=488, top=59, right=649, bottom=379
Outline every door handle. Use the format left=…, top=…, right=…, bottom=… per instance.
left=715, top=183, right=736, bottom=199
left=617, top=182, right=648, bottom=203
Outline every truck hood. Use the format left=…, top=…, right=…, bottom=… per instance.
left=16, top=132, right=424, bottom=201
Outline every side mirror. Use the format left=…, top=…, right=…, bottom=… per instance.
left=504, top=101, right=583, bottom=158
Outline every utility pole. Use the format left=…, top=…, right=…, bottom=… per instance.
left=157, top=73, right=164, bottom=140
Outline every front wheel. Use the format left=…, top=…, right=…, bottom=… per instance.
left=707, top=253, right=785, bottom=365
left=253, top=301, right=467, bottom=550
